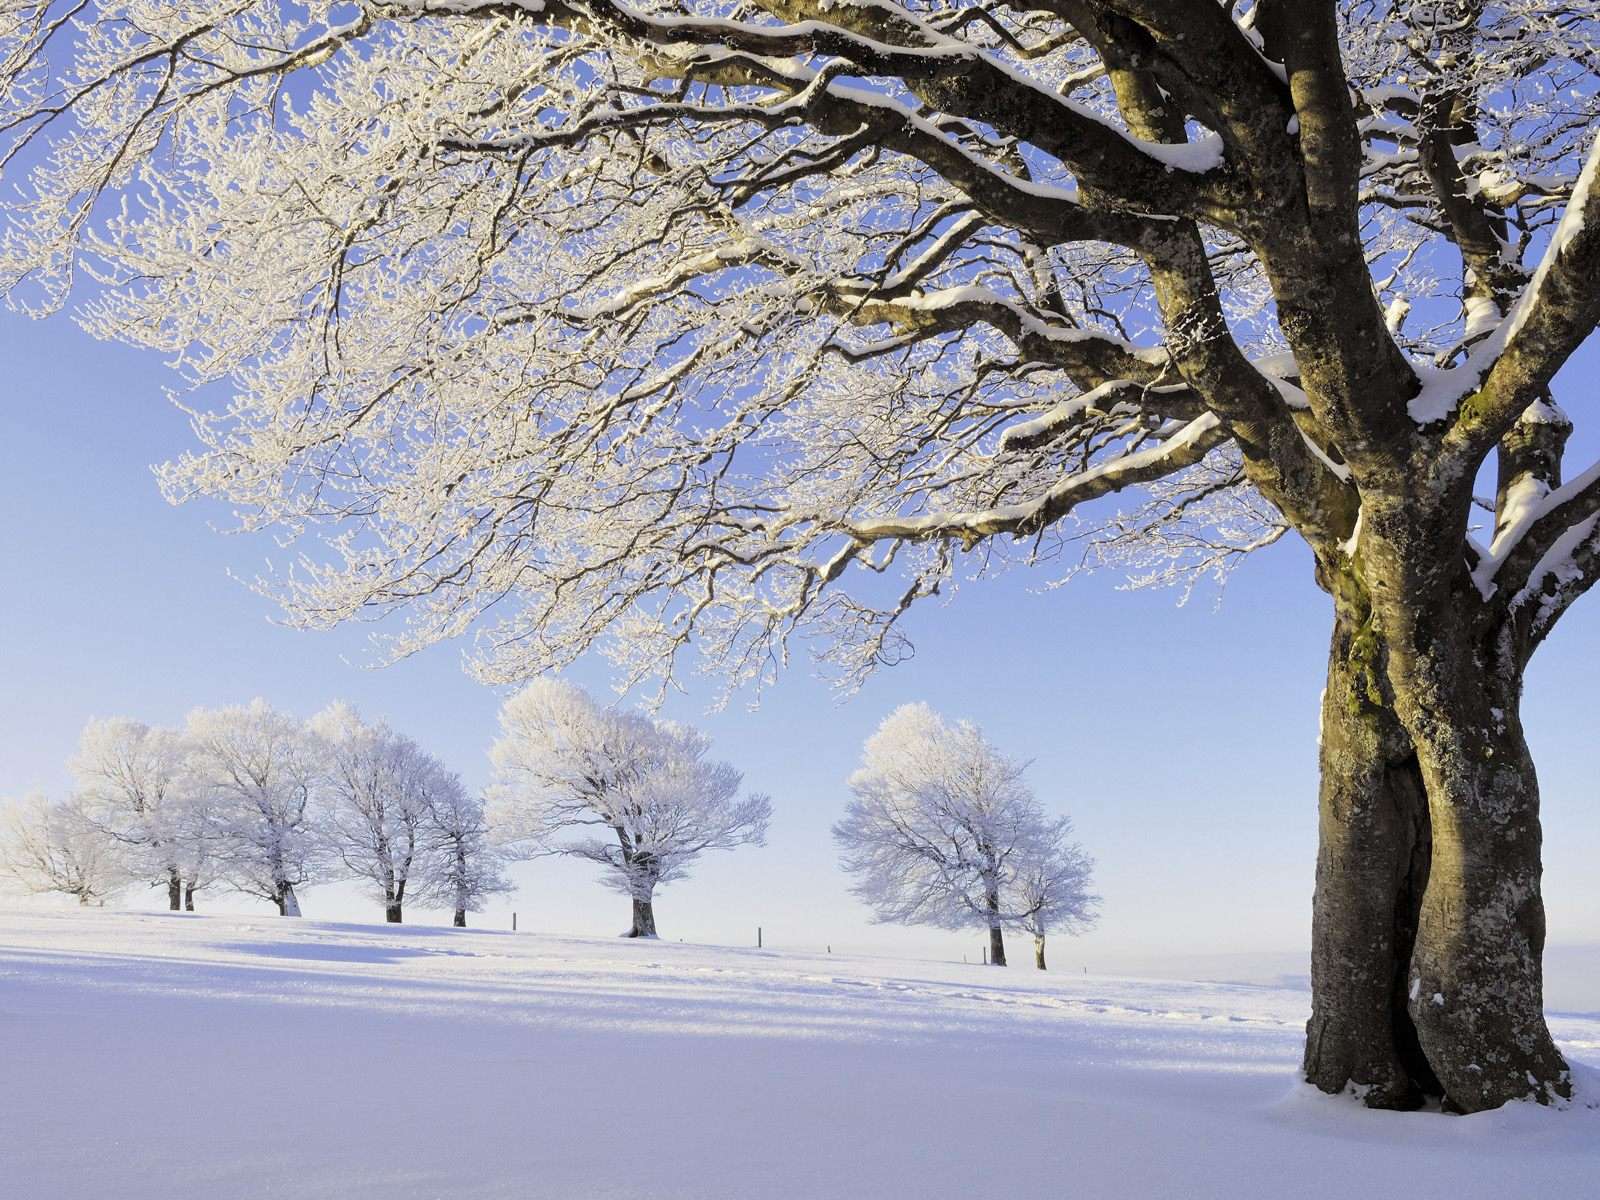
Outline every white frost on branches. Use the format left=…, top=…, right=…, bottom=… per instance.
left=184, top=699, right=326, bottom=916
left=834, top=704, right=1094, bottom=963
left=422, top=771, right=512, bottom=927
left=488, top=680, right=770, bottom=937
left=70, top=716, right=213, bottom=905
left=0, top=795, right=128, bottom=905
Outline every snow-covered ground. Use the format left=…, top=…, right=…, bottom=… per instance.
left=2, top=910, right=1596, bottom=1198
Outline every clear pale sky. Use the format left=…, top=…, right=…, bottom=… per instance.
left=3, top=309, right=1597, bottom=982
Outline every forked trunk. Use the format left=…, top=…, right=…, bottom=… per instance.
left=166, top=868, right=183, bottom=911
left=1304, top=613, right=1438, bottom=1108
left=1033, top=934, right=1046, bottom=971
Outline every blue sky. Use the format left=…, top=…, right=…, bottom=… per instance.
left=3, top=309, right=1598, bottom=979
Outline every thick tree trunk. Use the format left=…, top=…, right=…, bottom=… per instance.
left=1399, top=682, right=1569, bottom=1111
left=385, top=904, right=403, bottom=923
left=184, top=882, right=196, bottom=911
left=166, top=868, right=183, bottom=912
left=1333, top=512, right=1571, bottom=1112
left=627, top=895, right=658, bottom=938
left=1303, top=614, right=1438, bottom=1108
left=1034, top=935, right=1046, bottom=971
left=453, top=908, right=467, bottom=928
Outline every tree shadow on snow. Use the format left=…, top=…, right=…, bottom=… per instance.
left=215, top=941, right=469, bottom=964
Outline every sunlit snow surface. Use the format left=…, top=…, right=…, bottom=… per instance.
left=2, top=910, right=1596, bottom=1198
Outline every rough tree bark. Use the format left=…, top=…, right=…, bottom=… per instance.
left=1303, top=608, right=1438, bottom=1109
left=1306, top=498, right=1572, bottom=1110
left=1374, top=587, right=1569, bottom=1111
left=166, top=867, right=183, bottom=912
left=183, top=881, right=196, bottom=912
left=1034, top=935, right=1047, bottom=972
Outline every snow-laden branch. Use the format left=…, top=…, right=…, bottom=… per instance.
left=836, top=413, right=1225, bottom=545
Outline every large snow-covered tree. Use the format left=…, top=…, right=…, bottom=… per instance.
left=423, top=771, right=513, bottom=928
left=185, top=700, right=325, bottom=916
left=489, top=680, right=769, bottom=937
left=1, top=0, right=1597, bottom=1109
left=70, top=717, right=202, bottom=910
left=835, top=703, right=1075, bottom=967
left=0, top=795, right=127, bottom=906
left=314, top=702, right=442, bottom=923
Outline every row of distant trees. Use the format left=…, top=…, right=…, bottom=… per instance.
left=2, top=689, right=1093, bottom=966
left=0, top=700, right=509, bottom=925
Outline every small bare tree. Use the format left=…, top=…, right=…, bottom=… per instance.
left=489, top=680, right=770, bottom=938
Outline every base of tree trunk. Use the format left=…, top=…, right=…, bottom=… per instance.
left=385, top=905, right=403, bottom=923
left=988, top=924, right=1007, bottom=967
left=183, top=884, right=195, bottom=912
left=1034, top=935, right=1046, bottom=971
left=453, top=909, right=466, bottom=928
left=276, top=884, right=302, bottom=917
left=167, top=873, right=183, bottom=911
left=627, top=897, right=658, bottom=938
left=1404, top=704, right=1570, bottom=1112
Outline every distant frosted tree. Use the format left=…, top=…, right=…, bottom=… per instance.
left=489, top=680, right=770, bottom=938
left=1006, top=825, right=1097, bottom=971
left=185, top=700, right=324, bottom=916
left=835, top=704, right=1071, bottom=967
left=314, top=703, right=440, bottom=924
left=0, top=795, right=126, bottom=906
left=423, top=773, right=512, bottom=928
left=70, top=717, right=194, bottom=910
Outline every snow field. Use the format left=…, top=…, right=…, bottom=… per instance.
left=1, top=909, right=1596, bottom=1199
